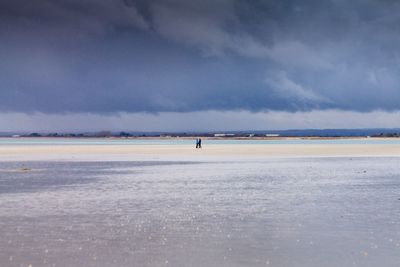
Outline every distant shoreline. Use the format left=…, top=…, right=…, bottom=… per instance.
left=1, top=136, right=399, bottom=141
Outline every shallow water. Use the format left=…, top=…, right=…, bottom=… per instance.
left=2, top=137, right=400, bottom=145
left=1, top=158, right=400, bottom=266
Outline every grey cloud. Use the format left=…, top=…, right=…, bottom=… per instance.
left=1, top=0, right=400, bottom=114
left=2, top=110, right=400, bottom=132
left=265, top=71, right=332, bottom=107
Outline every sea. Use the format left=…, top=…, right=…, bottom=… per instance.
left=1, top=137, right=400, bottom=145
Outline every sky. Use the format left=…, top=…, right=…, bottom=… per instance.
left=1, top=0, right=400, bottom=131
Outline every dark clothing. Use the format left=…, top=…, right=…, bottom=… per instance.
left=195, top=138, right=202, bottom=148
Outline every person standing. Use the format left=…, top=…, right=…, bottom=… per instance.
left=195, top=138, right=199, bottom=148
left=198, top=138, right=202, bottom=148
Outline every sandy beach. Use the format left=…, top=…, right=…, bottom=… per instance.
left=2, top=138, right=400, bottom=266
left=0, top=140, right=400, bottom=161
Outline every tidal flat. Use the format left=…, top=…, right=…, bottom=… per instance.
left=1, top=157, right=400, bottom=266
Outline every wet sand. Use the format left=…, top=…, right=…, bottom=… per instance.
left=1, top=158, right=400, bottom=267
left=2, top=141, right=400, bottom=266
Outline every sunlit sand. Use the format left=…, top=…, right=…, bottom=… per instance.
left=0, top=140, right=400, bottom=161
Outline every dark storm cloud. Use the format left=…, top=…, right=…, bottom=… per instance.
left=1, top=0, right=400, bottom=113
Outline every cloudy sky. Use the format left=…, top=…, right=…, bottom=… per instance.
left=1, top=0, right=400, bottom=131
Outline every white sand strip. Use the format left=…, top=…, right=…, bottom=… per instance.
left=0, top=144, right=400, bottom=161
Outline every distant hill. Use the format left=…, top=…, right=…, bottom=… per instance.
left=245, top=128, right=400, bottom=137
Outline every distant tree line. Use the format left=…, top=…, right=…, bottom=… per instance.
left=372, top=133, right=400, bottom=137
